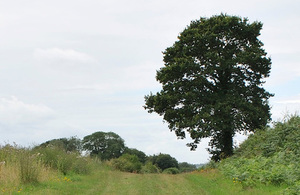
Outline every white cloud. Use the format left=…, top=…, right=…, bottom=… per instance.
left=0, top=96, right=55, bottom=126
left=33, top=48, right=96, bottom=65
left=270, top=94, right=300, bottom=121
left=63, top=61, right=161, bottom=93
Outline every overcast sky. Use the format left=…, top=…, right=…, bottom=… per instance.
left=1, top=0, right=299, bottom=164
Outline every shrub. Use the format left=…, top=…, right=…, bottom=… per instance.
left=178, top=162, right=197, bottom=173
left=56, top=153, right=75, bottom=175
left=35, top=146, right=79, bottom=175
left=111, top=154, right=142, bottom=173
left=148, top=153, right=178, bottom=171
left=163, top=167, right=179, bottom=174
left=71, top=157, right=92, bottom=174
left=141, top=162, right=160, bottom=174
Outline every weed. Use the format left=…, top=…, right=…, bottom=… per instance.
left=19, top=150, right=40, bottom=184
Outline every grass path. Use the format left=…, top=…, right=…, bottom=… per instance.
left=18, top=166, right=285, bottom=195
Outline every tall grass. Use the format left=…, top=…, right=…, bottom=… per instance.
left=0, top=144, right=55, bottom=186
left=0, top=143, right=95, bottom=194
left=19, top=150, right=41, bottom=183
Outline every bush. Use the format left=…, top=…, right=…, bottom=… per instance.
left=148, top=153, right=178, bottom=171
left=111, top=154, right=142, bottom=173
left=163, top=167, right=180, bottom=174
left=141, top=162, right=160, bottom=174
left=35, top=146, right=82, bottom=175
left=56, top=153, right=76, bottom=175
left=71, top=157, right=92, bottom=174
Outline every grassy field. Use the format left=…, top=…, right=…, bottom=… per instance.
left=6, top=165, right=285, bottom=195
left=2, top=116, right=299, bottom=194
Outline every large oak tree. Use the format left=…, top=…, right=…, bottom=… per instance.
left=144, top=14, right=273, bottom=161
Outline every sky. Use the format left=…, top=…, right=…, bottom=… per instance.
left=0, top=0, right=299, bottom=164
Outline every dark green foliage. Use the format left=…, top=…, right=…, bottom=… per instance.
left=124, top=147, right=147, bottom=164
left=82, top=131, right=125, bottom=160
left=38, top=136, right=82, bottom=153
left=148, top=153, right=178, bottom=171
left=219, top=115, right=300, bottom=191
left=111, top=154, right=142, bottom=173
left=144, top=14, right=273, bottom=161
left=163, top=167, right=180, bottom=174
left=178, top=162, right=197, bottom=173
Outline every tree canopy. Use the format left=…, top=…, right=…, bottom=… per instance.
left=82, top=131, right=125, bottom=160
left=144, top=14, right=273, bottom=161
left=124, top=147, right=147, bottom=164
left=148, top=153, right=179, bottom=171
left=38, top=136, right=82, bottom=153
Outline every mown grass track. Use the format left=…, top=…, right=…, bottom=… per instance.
left=17, top=166, right=285, bottom=195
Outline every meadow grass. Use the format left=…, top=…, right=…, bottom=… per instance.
left=0, top=138, right=292, bottom=195
left=11, top=166, right=286, bottom=195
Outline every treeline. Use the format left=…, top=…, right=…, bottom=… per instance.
left=35, top=131, right=197, bottom=174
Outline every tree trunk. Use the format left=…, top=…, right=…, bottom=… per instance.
left=222, top=129, right=233, bottom=158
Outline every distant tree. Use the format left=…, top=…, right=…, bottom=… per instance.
left=144, top=14, right=273, bottom=161
left=124, top=147, right=147, bottom=164
left=149, top=153, right=178, bottom=171
left=38, top=136, right=82, bottom=153
left=178, top=162, right=197, bottom=173
left=82, top=131, right=125, bottom=160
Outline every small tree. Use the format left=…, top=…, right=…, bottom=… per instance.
left=144, top=14, right=273, bottom=161
left=82, top=131, right=125, bottom=160
left=149, top=153, right=178, bottom=171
